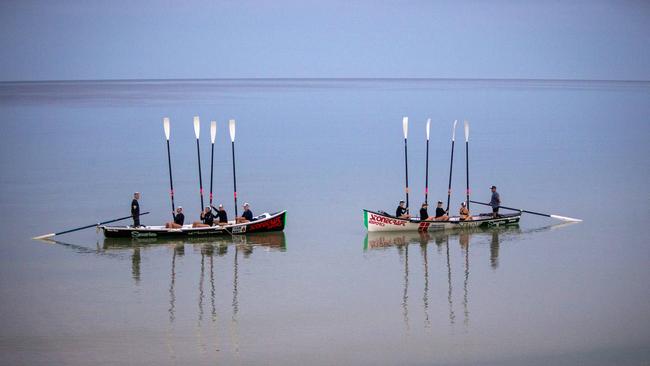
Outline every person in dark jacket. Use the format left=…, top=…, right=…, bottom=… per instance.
left=131, top=192, right=141, bottom=227
left=396, top=200, right=411, bottom=219
left=236, top=203, right=254, bottom=223
left=193, top=207, right=215, bottom=227
left=420, top=203, right=432, bottom=221
left=211, top=204, right=229, bottom=226
left=434, top=201, right=449, bottom=221
left=166, top=206, right=185, bottom=228
left=490, top=186, right=501, bottom=218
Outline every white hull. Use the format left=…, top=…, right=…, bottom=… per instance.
left=363, top=209, right=520, bottom=232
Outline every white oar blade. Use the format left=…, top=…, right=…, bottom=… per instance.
left=425, top=118, right=431, bottom=140
left=210, top=121, right=217, bottom=143
left=163, top=117, right=170, bottom=140
left=229, top=119, right=236, bottom=142
left=464, top=120, right=469, bottom=142
left=193, top=116, right=200, bottom=139
left=402, top=117, right=408, bottom=139
left=550, top=214, right=583, bottom=222
left=32, top=233, right=55, bottom=240
left=452, top=119, right=458, bottom=141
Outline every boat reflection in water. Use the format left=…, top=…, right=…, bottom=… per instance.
left=102, top=232, right=287, bottom=314
left=364, top=226, right=522, bottom=329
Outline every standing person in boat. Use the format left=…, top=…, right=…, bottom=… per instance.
left=211, top=204, right=229, bottom=226
left=166, top=206, right=185, bottom=228
left=419, top=203, right=433, bottom=221
left=131, top=192, right=141, bottom=227
left=459, top=201, right=472, bottom=221
left=193, top=207, right=215, bottom=228
left=396, top=200, right=411, bottom=219
left=236, top=203, right=254, bottom=224
left=490, top=185, right=501, bottom=218
left=434, top=201, right=449, bottom=221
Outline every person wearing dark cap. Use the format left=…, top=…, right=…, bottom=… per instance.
left=434, top=201, right=449, bottom=221
left=420, top=203, right=432, bottom=221
left=490, top=185, right=501, bottom=218
left=193, top=206, right=215, bottom=227
left=396, top=200, right=411, bottom=219
left=165, top=206, right=185, bottom=228
left=131, top=192, right=141, bottom=227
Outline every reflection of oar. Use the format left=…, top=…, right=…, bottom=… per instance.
left=33, top=212, right=150, bottom=239
left=469, top=200, right=582, bottom=222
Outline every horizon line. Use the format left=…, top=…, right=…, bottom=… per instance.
left=1, top=76, right=649, bottom=85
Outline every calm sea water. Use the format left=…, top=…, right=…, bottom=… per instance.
left=0, top=79, right=648, bottom=365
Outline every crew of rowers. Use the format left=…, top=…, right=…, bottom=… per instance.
left=396, top=200, right=472, bottom=221
left=164, top=203, right=255, bottom=228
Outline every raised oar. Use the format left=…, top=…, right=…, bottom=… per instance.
left=164, top=117, right=176, bottom=218
left=469, top=201, right=582, bottom=222
left=33, top=212, right=150, bottom=240
left=424, top=118, right=430, bottom=205
left=209, top=120, right=217, bottom=206
left=445, top=120, right=458, bottom=213
left=403, top=117, right=410, bottom=212
left=229, top=119, right=238, bottom=218
left=194, top=116, right=205, bottom=210
left=464, top=120, right=470, bottom=210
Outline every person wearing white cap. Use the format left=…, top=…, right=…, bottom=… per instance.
left=211, top=203, right=229, bottom=226
left=236, top=203, right=254, bottom=224
left=459, top=201, right=472, bottom=221
left=131, top=192, right=141, bottom=227
left=165, top=206, right=184, bottom=228
left=395, top=200, right=411, bottom=219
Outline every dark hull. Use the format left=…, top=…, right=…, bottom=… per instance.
left=101, top=211, right=286, bottom=238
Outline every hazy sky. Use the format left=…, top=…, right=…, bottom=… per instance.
left=1, top=0, right=648, bottom=81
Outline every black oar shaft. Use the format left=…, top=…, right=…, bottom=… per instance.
left=166, top=140, right=175, bottom=218
left=425, top=138, right=429, bottom=204
left=196, top=138, right=205, bottom=210
left=446, top=139, right=455, bottom=213
left=465, top=140, right=470, bottom=210
left=209, top=142, right=215, bottom=206
left=231, top=141, right=238, bottom=218
left=469, top=200, right=550, bottom=217
left=54, top=212, right=151, bottom=236
left=404, top=137, right=409, bottom=211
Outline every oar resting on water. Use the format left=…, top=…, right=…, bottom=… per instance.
left=32, top=212, right=150, bottom=240
left=469, top=201, right=581, bottom=222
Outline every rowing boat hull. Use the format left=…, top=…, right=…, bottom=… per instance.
left=363, top=209, right=520, bottom=232
left=101, top=211, right=286, bottom=238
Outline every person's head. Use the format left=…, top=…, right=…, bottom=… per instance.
left=218, top=204, right=224, bottom=211
left=461, top=201, right=466, bottom=207
left=437, top=200, right=443, bottom=207
left=177, top=206, right=183, bottom=213
left=399, top=200, right=405, bottom=207
left=134, top=192, right=140, bottom=199
left=204, top=206, right=211, bottom=213
left=491, top=185, right=497, bottom=192
left=421, top=203, right=428, bottom=208
left=243, top=202, right=250, bottom=210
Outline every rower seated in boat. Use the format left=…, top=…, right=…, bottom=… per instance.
left=459, top=201, right=472, bottom=221
left=211, top=204, right=228, bottom=226
left=165, top=207, right=185, bottom=228
left=193, top=207, right=215, bottom=227
left=434, top=201, right=449, bottom=221
left=419, top=202, right=433, bottom=221
left=396, top=200, right=411, bottom=219
left=235, top=202, right=254, bottom=224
